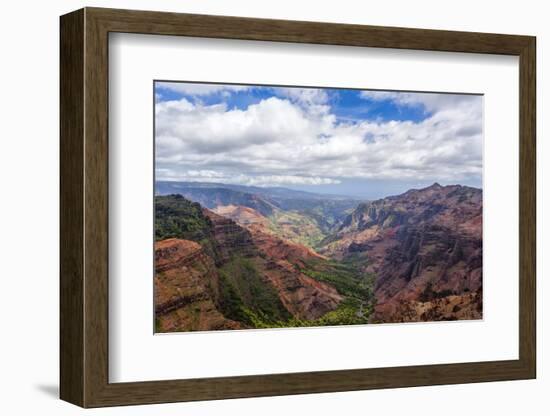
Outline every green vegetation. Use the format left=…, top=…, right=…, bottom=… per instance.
left=313, top=298, right=372, bottom=326
left=299, top=257, right=372, bottom=299
left=155, top=194, right=222, bottom=261
left=155, top=195, right=212, bottom=241
left=276, top=198, right=359, bottom=233
left=292, top=256, right=376, bottom=327
left=217, top=272, right=252, bottom=324
left=294, top=298, right=372, bottom=327
left=218, top=257, right=291, bottom=325
left=232, top=298, right=373, bottom=329
left=267, top=210, right=326, bottom=248
left=215, top=255, right=375, bottom=329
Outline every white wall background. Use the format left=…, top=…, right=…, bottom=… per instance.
left=0, top=0, right=545, bottom=414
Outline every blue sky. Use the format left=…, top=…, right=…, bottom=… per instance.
left=156, top=84, right=428, bottom=124
left=154, top=82, right=482, bottom=199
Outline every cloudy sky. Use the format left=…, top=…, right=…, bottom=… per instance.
left=154, top=81, right=482, bottom=199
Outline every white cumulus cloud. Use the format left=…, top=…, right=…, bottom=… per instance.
left=155, top=90, right=482, bottom=187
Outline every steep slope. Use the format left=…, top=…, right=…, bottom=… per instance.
left=154, top=238, right=242, bottom=332
left=202, top=208, right=342, bottom=321
left=321, top=183, right=482, bottom=323
left=155, top=195, right=351, bottom=332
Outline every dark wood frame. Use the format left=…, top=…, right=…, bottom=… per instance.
left=60, top=7, right=536, bottom=408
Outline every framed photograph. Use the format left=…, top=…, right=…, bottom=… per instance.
left=60, top=7, right=536, bottom=407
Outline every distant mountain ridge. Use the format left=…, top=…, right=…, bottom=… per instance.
left=156, top=180, right=358, bottom=201
left=156, top=181, right=361, bottom=238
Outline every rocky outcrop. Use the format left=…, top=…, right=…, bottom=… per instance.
left=260, top=257, right=342, bottom=320
left=373, top=290, right=482, bottom=323
left=203, top=208, right=257, bottom=261
left=246, top=226, right=341, bottom=320
left=154, top=239, right=242, bottom=332
left=247, top=223, right=326, bottom=267
left=155, top=239, right=208, bottom=273
left=321, top=183, right=483, bottom=323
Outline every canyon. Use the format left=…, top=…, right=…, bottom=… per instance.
left=155, top=182, right=482, bottom=332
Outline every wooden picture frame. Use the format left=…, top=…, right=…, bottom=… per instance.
left=60, top=7, right=536, bottom=408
